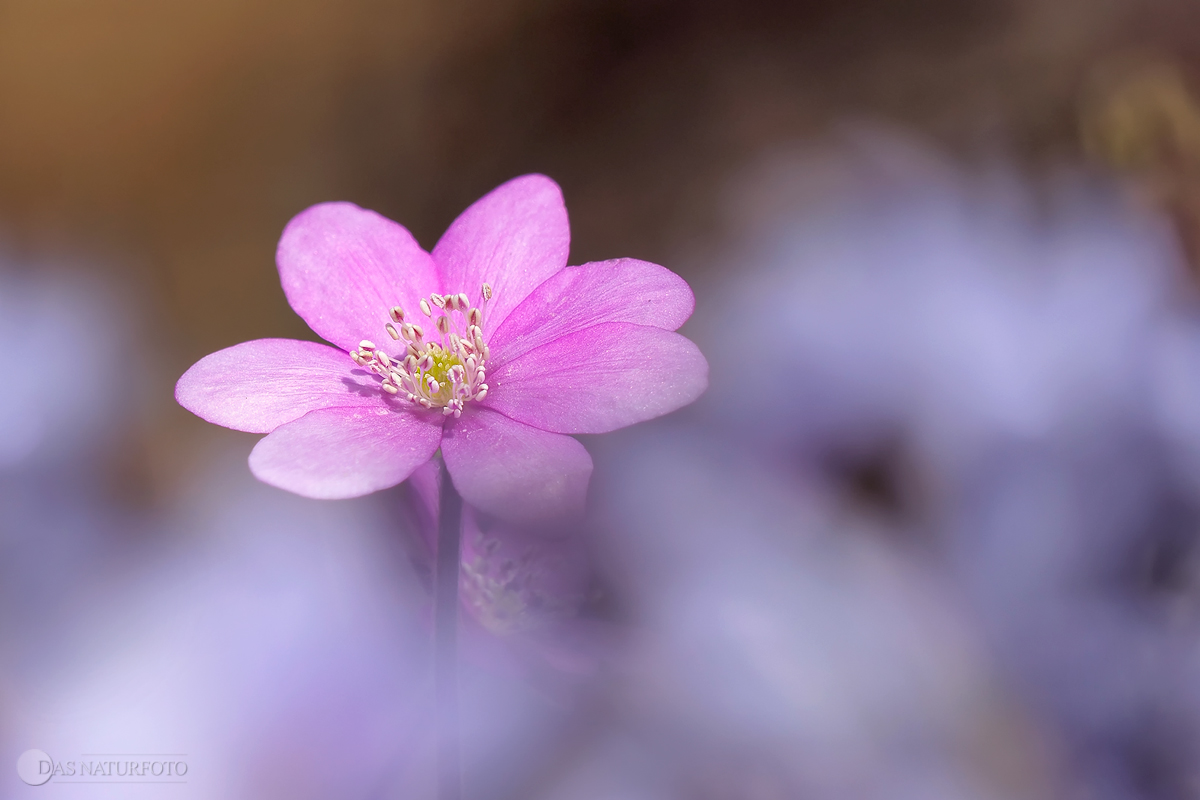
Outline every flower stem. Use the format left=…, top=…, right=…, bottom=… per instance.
left=435, top=461, right=463, bottom=800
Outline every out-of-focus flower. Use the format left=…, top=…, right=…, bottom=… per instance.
left=401, top=460, right=610, bottom=687
left=693, top=132, right=1200, bottom=798
left=176, top=175, right=706, bottom=521
left=544, top=425, right=1021, bottom=800
left=707, top=132, right=1183, bottom=483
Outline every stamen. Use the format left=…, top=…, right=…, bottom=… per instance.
left=355, top=286, right=496, bottom=413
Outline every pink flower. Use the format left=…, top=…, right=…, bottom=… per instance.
left=176, top=175, right=707, bottom=521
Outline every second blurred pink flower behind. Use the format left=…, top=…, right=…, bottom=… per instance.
left=176, top=175, right=707, bottom=521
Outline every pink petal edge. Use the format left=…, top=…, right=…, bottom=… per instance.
left=441, top=406, right=592, bottom=522
left=432, top=175, right=569, bottom=338
left=249, top=405, right=443, bottom=499
left=277, top=202, right=441, bottom=352
left=483, top=322, right=709, bottom=434
left=176, top=338, right=383, bottom=434
left=488, top=258, right=695, bottom=367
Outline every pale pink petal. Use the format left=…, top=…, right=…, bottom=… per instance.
left=176, top=338, right=384, bottom=433
left=277, top=202, right=440, bottom=352
left=489, top=258, right=695, bottom=366
left=249, top=406, right=443, bottom=499
left=432, top=175, right=569, bottom=337
left=441, top=407, right=591, bottom=522
left=483, top=322, right=708, bottom=434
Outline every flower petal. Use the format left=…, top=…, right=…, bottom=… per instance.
left=441, top=407, right=591, bottom=522
left=277, top=202, right=440, bottom=352
left=483, top=322, right=708, bottom=434
left=489, top=258, right=695, bottom=366
left=249, top=406, right=443, bottom=499
left=432, top=175, right=569, bottom=337
left=176, top=338, right=383, bottom=433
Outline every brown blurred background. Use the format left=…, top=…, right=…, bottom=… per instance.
left=3, top=0, right=1200, bottom=503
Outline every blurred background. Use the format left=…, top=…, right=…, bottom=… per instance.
left=6, top=0, right=1200, bottom=798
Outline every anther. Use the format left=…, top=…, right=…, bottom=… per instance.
left=361, top=285, right=495, bottom=411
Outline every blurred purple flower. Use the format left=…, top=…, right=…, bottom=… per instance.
left=176, top=175, right=707, bottom=521
left=402, top=460, right=612, bottom=686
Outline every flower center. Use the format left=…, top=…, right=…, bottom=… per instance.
left=350, top=284, right=492, bottom=418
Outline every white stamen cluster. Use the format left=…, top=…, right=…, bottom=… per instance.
left=350, top=284, right=493, bottom=417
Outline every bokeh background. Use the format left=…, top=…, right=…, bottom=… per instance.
left=6, top=0, right=1200, bottom=798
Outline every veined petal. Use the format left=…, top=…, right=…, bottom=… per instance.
left=441, top=407, right=591, bottom=522
left=483, top=322, right=708, bottom=434
left=176, top=338, right=381, bottom=433
left=249, top=406, right=443, bottom=499
left=432, top=175, right=569, bottom=337
left=277, top=202, right=440, bottom=352
left=489, top=258, right=695, bottom=367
